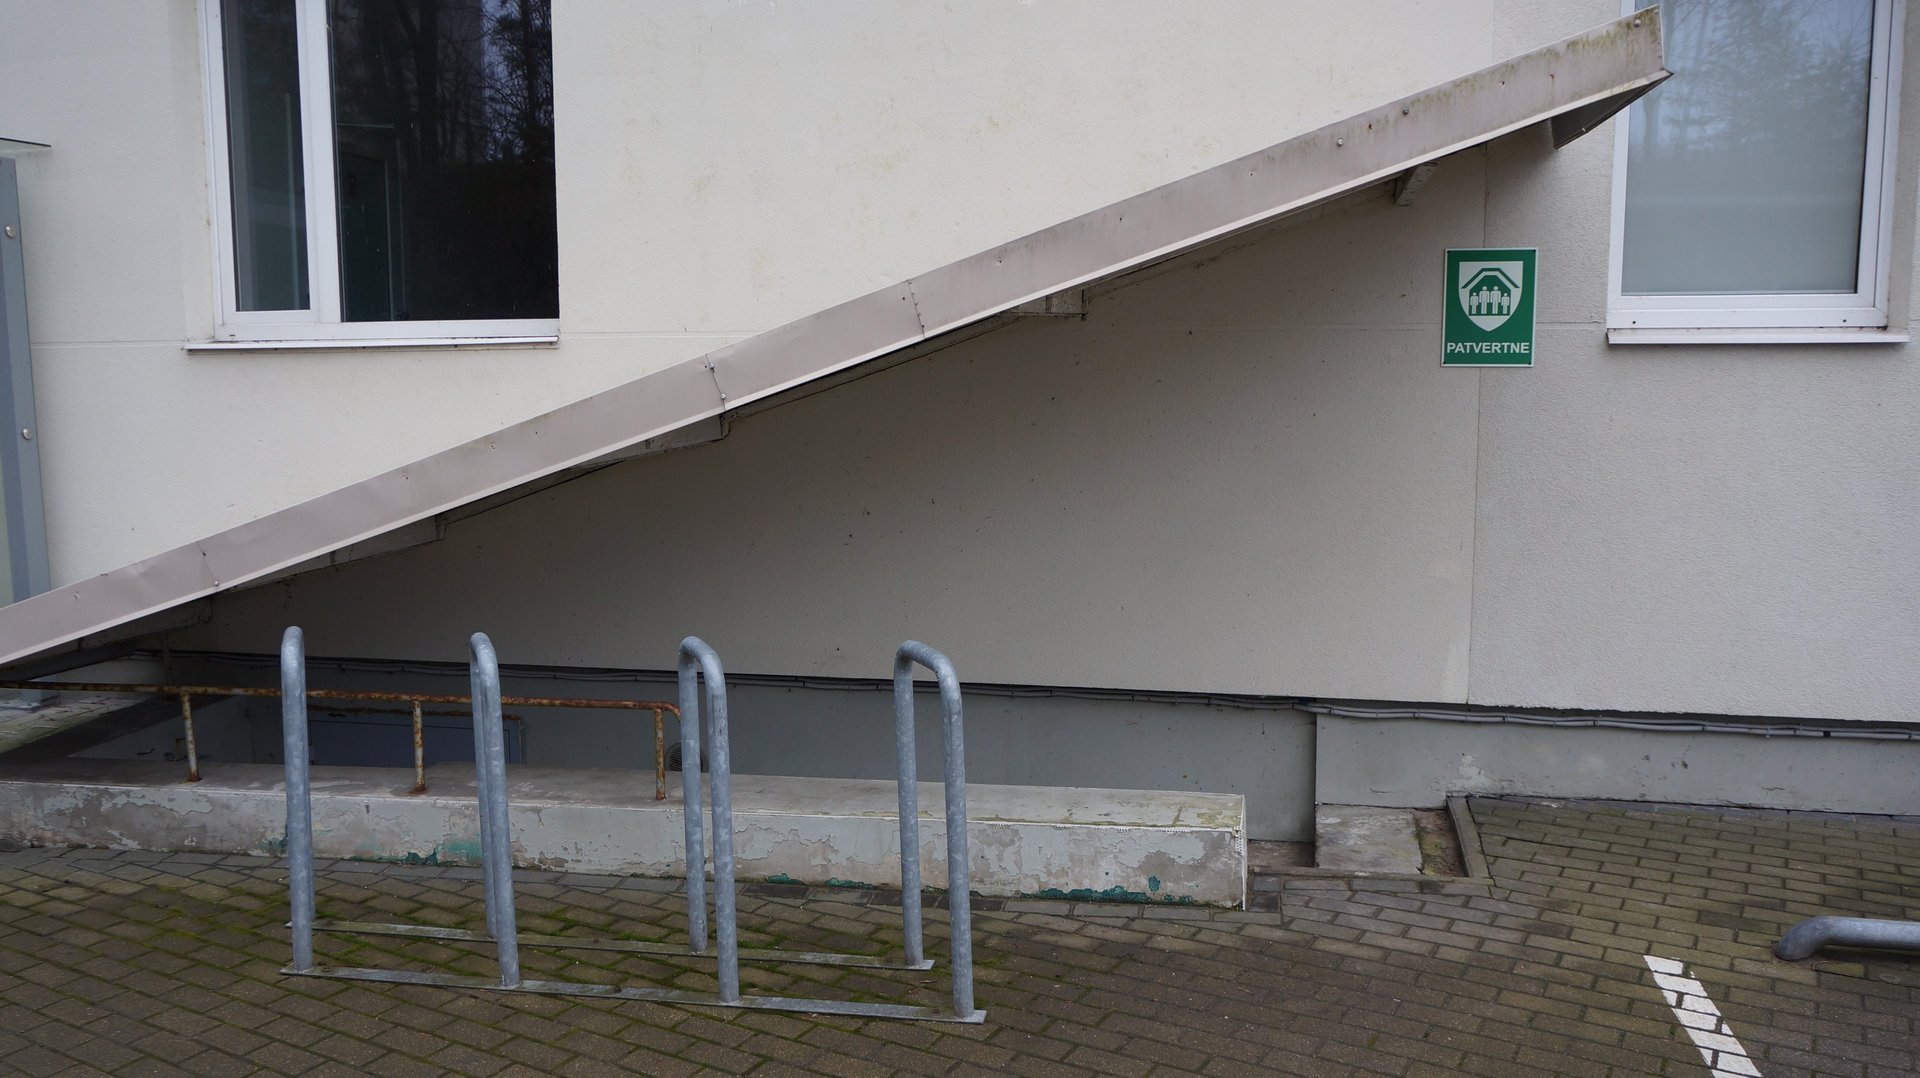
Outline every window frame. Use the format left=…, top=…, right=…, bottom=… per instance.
left=1606, top=0, right=1906, bottom=338
left=198, top=0, right=560, bottom=345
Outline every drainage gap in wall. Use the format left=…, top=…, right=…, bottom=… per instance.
left=1249, top=801, right=1489, bottom=909
left=1411, top=807, right=1467, bottom=878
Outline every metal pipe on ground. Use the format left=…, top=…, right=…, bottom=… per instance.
left=1775, top=917, right=1920, bottom=961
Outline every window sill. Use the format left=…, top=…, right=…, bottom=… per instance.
left=186, top=335, right=559, bottom=354
left=1606, top=327, right=1909, bottom=346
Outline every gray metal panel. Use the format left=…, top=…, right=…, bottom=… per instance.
left=0, top=10, right=1667, bottom=671
left=0, top=159, right=48, bottom=602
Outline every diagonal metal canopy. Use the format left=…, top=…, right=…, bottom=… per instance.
left=0, top=10, right=1666, bottom=672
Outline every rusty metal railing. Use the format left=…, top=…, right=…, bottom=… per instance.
left=0, top=679, right=676, bottom=798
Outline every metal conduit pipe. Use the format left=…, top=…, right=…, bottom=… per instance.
left=1775, top=917, right=1920, bottom=961
left=1295, top=700, right=1920, bottom=741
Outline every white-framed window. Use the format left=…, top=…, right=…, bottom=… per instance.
left=200, top=0, right=558, bottom=345
left=1608, top=0, right=1905, bottom=340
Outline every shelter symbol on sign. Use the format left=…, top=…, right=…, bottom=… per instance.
left=1442, top=248, right=1536, bottom=367
left=1458, top=263, right=1524, bottom=331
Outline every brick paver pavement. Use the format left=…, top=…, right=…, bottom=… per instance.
left=0, top=797, right=1915, bottom=1075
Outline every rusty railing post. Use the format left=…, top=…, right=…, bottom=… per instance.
left=180, top=692, right=200, bottom=782
left=410, top=700, right=426, bottom=794
left=653, top=708, right=666, bottom=801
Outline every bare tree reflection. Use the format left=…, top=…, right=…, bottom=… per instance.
left=331, top=0, right=558, bottom=322
left=1623, top=0, right=1874, bottom=295
left=224, top=0, right=310, bottom=311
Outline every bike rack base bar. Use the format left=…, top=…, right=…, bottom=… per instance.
left=313, top=918, right=936, bottom=971
left=285, top=965, right=985, bottom=1023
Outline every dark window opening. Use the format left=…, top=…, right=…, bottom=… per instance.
left=330, top=0, right=558, bottom=321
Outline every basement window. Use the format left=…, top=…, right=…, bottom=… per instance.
left=202, top=0, right=558, bottom=344
left=1607, top=0, right=1904, bottom=341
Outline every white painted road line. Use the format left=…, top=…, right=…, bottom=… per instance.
left=1644, top=955, right=1761, bottom=1077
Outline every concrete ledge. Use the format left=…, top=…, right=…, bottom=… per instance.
left=0, top=761, right=1246, bottom=907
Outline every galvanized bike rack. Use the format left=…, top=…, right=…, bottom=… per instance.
left=279, top=627, right=984, bottom=1022
left=892, top=639, right=980, bottom=1021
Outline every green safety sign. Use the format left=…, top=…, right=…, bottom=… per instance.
left=1442, top=248, right=1536, bottom=367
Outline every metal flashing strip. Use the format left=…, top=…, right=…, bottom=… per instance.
left=1298, top=700, right=1920, bottom=739
left=0, top=159, right=49, bottom=604
left=0, top=11, right=1667, bottom=671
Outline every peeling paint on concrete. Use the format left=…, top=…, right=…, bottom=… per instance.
left=0, top=760, right=1247, bottom=906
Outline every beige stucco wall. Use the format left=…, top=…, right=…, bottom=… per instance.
left=199, top=161, right=1493, bottom=701
left=199, top=105, right=1920, bottom=721
left=1466, top=114, right=1920, bottom=719
left=5, top=2, right=1917, bottom=720
left=0, top=0, right=1507, bottom=585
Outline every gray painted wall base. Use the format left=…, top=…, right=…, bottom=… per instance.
left=143, top=655, right=1314, bottom=842
left=63, top=653, right=1920, bottom=845
left=0, top=759, right=1247, bottom=906
left=1315, top=715, right=1920, bottom=815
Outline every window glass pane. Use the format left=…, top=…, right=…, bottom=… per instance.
left=329, top=0, right=559, bottom=322
left=1622, top=0, right=1874, bottom=296
left=223, top=0, right=310, bottom=311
